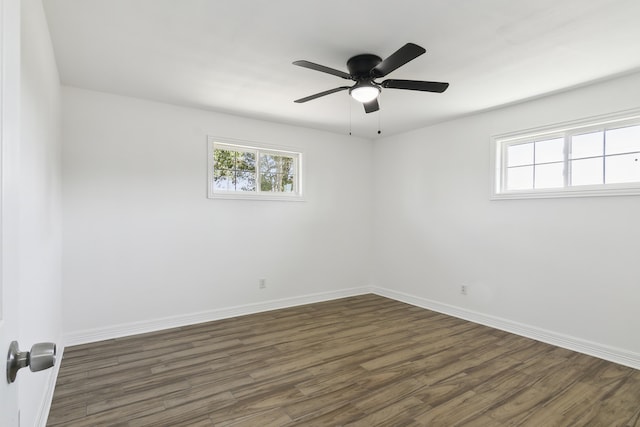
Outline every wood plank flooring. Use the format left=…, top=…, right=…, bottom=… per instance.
left=48, top=294, right=640, bottom=426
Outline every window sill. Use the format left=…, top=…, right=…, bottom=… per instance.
left=491, top=184, right=640, bottom=200
left=209, top=192, right=305, bottom=202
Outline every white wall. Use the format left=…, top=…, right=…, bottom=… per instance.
left=20, top=0, right=63, bottom=425
left=60, top=45, right=639, bottom=368
left=62, top=87, right=373, bottom=336
left=373, top=71, right=640, bottom=360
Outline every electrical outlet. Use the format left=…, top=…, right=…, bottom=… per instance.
left=259, top=279, right=266, bottom=289
left=460, top=285, right=468, bottom=295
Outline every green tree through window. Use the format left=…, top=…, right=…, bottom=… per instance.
left=213, top=148, right=256, bottom=191
left=260, top=154, right=295, bottom=192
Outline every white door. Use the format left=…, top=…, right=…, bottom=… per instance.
left=0, top=0, right=22, bottom=425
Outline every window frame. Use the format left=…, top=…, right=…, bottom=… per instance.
left=491, top=108, right=640, bottom=200
left=207, top=136, right=304, bottom=201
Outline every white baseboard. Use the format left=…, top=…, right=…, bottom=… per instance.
left=63, top=287, right=371, bottom=346
left=62, top=285, right=640, bottom=371
left=371, top=286, right=640, bottom=371
left=36, top=345, right=64, bottom=427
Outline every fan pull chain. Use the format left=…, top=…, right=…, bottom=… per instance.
left=377, top=95, right=382, bottom=135
left=349, top=98, right=352, bottom=136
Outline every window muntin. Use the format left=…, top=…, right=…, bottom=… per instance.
left=493, top=111, right=640, bottom=199
left=208, top=138, right=303, bottom=200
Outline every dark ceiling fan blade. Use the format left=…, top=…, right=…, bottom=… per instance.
left=293, top=60, right=352, bottom=80
left=381, top=79, right=449, bottom=93
left=294, top=86, right=350, bottom=103
left=371, top=43, right=426, bottom=78
left=363, top=98, right=379, bottom=114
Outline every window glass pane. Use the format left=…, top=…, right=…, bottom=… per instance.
left=535, top=138, right=564, bottom=164
left=259, top=153, right=296, bottom=193
left=507, top=166, right=533, bottom=190
left=605, top=153, right=640, bottom=184
left=606, top=125, right=640, bottom=155
left=260, top=154, right=294, bottom=174
left=260, top=154, right=276, bottom=173
left=236, top=151, right=256, bottom=171
left=213, top=170, right=256, bottom=192
left=235, top=171, right=256, bottom=191
left=571, top=131, right=603, bottom=159
left=534, top=162, right=564, bottom=188
left=213, top=148, right=236, bottom=171
left=213, top=146, right=257, bottom=192
left=507, top=143, right=533, bottom=167
left=260, top=173, right=295, bottom=192
left=260, top=174, right=275, bottom=192
left=213, top=170, right=233, bottom=191
left=284, top=175, right=295, bottom=193
left=213, top=148, right=256, bottom=172
left=570, top=158, right=603, bottom=186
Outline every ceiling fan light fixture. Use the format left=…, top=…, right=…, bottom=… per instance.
left=349, top=82, right=380, bottom=103
left=293, top=43, right=448, bottom=115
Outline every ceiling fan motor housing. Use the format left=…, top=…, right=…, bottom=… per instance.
left=346, top=54, right=382, bottom=80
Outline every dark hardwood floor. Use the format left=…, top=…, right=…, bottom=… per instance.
left=48, top=294, right=640, bottom=426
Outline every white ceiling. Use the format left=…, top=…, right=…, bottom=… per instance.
left=43, top=0, right=640, bottom=138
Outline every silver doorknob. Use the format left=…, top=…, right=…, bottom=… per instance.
left=6, top=341, right=57, bottom=384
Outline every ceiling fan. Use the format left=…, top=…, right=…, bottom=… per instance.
left=293, top=43, right=449, bottom=113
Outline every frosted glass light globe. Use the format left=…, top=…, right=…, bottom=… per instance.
left=350, top=84, right=380, bottom=103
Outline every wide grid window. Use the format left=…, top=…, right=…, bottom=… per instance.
left=493, top=112, right=640, bottom=199
left=208, top=139, right=302, bottom=200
